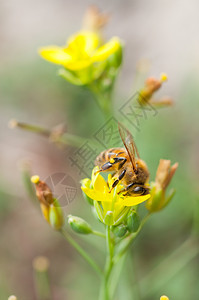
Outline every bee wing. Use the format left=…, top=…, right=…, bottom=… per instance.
left=118, top=123, right=140, bottom=172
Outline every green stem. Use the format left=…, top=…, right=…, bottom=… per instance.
left=61, top=229, right=103, bottom=278
left=99, top=226, right=114, bottom=300
left=92, top=230, right=106, bottom=238
left=88, top=84, right=113, bottom=118
left=113, top=213, right=151, bottom=264
left=9, top=119, right=98, bottom=148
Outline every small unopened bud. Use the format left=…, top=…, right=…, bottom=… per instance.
left=160, top=296, right=169, bottom=300
left=8, top=296, right=17, bottom=300
left=127, top=210, right=140, bottom=233
left=112, top=224, right=128, bottom=237
left=68, top=215, right=92, bottom=234
left=49, top=202, right=64, bottom=230
left=104, top=211, right=114, bottom=226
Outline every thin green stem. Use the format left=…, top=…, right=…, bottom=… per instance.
left=88, top=84, right=113, bottom=118
left=99, top=226, right=115, bottom=300
left=114, top=213, right=151, bottom=264
left=61, top=229, right=103, bottom=278
left=92, top=230, right=106, bottom=238
left=9, top=119, right=99, bottom=148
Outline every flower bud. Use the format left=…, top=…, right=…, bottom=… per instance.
left=40, top=203, right=50, bottom=223
left=139, top=73, right=168, bottom=105
left=83, top=6, right=109, bottom=31
left=127, top=210, right=140, bottom=233
left=104, top=211, right=114, bottom=226
left=68, top=215, right=92, bottom=234
left=112, top=224, right=128, bottom=237
left=146, top=160, right=178, bottom=212
left=49, top=200, right=64, bottom=230
left=31, top=175, right=54, bottom=206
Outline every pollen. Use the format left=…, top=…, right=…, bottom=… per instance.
left=160, top=296, right=169, bottom=300
left=110, top=158, right=115, bottom=164
left=160, top=73, right=168, bottom=82
left=31, top=175, right=40, bottom=184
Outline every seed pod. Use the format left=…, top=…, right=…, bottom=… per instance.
left=112, top=224, right=128, bottom=237
left=127, top=210, right=140, bottom=233
left=68, top=215, right=92, bottom=234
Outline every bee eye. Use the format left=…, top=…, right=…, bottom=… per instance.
left=133, top=186, right=144, bottom=194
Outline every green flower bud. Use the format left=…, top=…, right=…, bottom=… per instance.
left=49, top=200, right=64, bottom=230
left=127, top=210, right=140, bottom=233
left=112, top=224, right=128, bottom=237
left=104, top=211, right=114, bottom=226
left=107, top=43, right=123, bottom=69
left=114, top=207, right=130, bottom=226
left=68, top=215, right=92, bottom=234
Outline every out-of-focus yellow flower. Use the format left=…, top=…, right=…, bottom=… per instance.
left=146, top=159, right=178, bottom=212
left=81, top=167, right=150, bottom=225
left=160, top=296, right=169, bottom=300
left=39, top=31, right=122, bottom=85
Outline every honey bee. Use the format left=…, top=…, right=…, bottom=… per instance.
left=95, top=123, right=150, bottom=196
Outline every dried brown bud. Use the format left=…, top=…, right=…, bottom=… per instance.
left=140, top=73, right=168, bottom=104
left=145, top=77, right=162, bottom=93
left=146, top=159, right=178, bottom=212
left=83, top=6, right=110, bottom=31
left=31, top=176, right=54, bottom=205
left=155, top=159, right=178, bottom=191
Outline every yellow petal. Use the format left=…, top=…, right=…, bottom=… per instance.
left=92, top=37, right=121, bottom=62
left=91, top=167, right=109, bottom=193
left=123, top=194, right=151, bottom=207
left=39, top=46, right=72, bottom=65
left=65, top=59, right=92, bottom=71
left=81, top=187, right=111, bottom=202
left=68, top=31, right=100, bottom=55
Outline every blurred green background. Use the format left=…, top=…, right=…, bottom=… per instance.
left=0, top=0, right=199, bottom=299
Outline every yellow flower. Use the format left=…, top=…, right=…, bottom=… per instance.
left=81, top=167, right=150, bottom=225
left=39, top=31, right=122, bottom=85
left=160, top=296, right=169, bottom=300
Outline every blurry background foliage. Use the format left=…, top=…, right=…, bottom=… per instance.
left=0, top=0, right=199, bottom=300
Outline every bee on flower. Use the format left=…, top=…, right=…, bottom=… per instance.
left=81, top=124, right=151, bottom=226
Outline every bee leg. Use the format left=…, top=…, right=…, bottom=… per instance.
left=95, top=157, right=126, bottom=175
left=118, top=182, right=136, bottom=195
left=94, top=162, right=114, bottom=174
left=119, top=184, right=149, bottom=196
left=109, top=170, right=126, bottom=192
